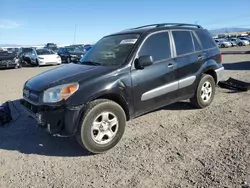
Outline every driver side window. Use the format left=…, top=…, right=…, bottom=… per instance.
left=138, top=32, right=171, bottom=62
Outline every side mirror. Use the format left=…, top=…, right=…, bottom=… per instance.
left=135, top=55, right=153, bottom=69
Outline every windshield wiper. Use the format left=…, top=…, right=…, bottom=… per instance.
left=81, top=61, right=101, bottom=66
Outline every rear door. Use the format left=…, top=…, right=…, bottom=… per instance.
left=171, top=30, right=206, bottom=98
left=131, top=31, right=178, bottom=114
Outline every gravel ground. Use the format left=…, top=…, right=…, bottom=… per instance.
left=0, top=47, right=250, bottom=188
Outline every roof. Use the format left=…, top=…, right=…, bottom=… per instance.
left=107, top=23, right=205, bottom=36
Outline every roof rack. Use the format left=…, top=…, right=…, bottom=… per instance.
left=131, top=23, right=203, bottom=30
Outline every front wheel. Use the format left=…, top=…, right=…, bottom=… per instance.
left=239, top=42, right=243, bottom=46
left=190, top=74, right=215, bottom=109
left=76, top=99, right=126, bottom=154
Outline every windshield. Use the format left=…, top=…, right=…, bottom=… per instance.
left=36, top=48, right=55, bottom=55
left=80, top=34, right=140, bottom=66
left=66, top=46, right=84, bottom=53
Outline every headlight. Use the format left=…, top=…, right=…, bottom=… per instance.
left=43, top=83, right=79, bottom=103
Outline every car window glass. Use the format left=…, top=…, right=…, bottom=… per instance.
left=191, top=32, right=202, bottom=51
left=138, top=32, right=171, bottom=62
left=196, top=30, right=215, bottom=50
left=172, top=31, right=194, bottom=56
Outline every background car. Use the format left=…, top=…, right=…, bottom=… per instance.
left=214, top=39, right=232, bottom=48
left=238, top=36, right=250, bottom=43
left=44, top=43, right=58, bottom=52
left=24, top=48, right=61, bottom=66
left=84, top=44, right=93, bottom=51
left=17, top=47, right=34, bottom=65
left=0, top=50, right=21, bottom=69
left=228, top=38, right=250, bottom=46
left=57, top=46, right=86, bottom=63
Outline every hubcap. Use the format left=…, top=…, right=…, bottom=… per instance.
left=201, top=81, right=212, bottom=103
left=91, top=112, right=119, bottom=145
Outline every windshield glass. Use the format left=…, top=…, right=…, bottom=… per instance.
left=80, top=34, right=140, bottom=66
left=36, top=48, right=55, bottom=55
left=66, top=46, right=84, bottom=53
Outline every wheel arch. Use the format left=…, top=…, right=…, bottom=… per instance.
left=94, top=93, right=130, bottom=121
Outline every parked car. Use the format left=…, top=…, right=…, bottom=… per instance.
left=57, top=46, right=86, bottom=63
left=84, top=44, right=93, bottom=51
left=16, top=47, right=34, bottom=65
left=44, top=43, right=58, bottom=52
left=214, top=39, right=232, bottom=48
left=24, top=48, right=62, bottom=66
left=238, top=37, right=250, bottom=43
left=21, top=23, right=224, bottom=153
left=0, top=50, right=21, bottom=69
left=228, top=38, right=250, bottom=46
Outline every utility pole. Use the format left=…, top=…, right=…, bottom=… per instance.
left=73, top=24, right=77, bottom=44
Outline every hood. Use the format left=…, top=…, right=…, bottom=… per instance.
left=25, top=63, right=116, bottom=92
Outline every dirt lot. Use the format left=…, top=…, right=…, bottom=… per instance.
left=0, top=46, right=250, bottom=188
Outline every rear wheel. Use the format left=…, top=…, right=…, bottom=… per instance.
left=221, top=44, right=225, bottom=48
left=190, top=74, right=215, bottom=108
left=239, top=42, right=243, bottom=46
left=76, top=99, right=126, bottom=154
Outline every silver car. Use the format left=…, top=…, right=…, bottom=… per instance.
left=214, top=39, right=232, bottom=48
left=229, top=38, right=250, bottom=46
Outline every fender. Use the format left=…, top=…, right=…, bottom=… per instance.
left=66, top=67, right=134, bottom=117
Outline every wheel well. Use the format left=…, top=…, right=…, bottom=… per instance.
left=204, top=69, right=217, bottom=83
left=96, top=94, right=130, bottom=121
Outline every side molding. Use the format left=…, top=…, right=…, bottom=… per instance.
left=141, top=75, right=196, bottom=101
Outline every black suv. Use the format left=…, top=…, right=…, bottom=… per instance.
left=21, top=23, right=224, bottom=153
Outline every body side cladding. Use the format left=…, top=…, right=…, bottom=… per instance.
left=141, top=75, right=196, bottom=101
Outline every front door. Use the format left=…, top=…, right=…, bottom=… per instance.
left=131, top=31, right=178, bottom=115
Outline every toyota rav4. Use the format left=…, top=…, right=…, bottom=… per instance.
left=21, top=23, right=224, bottom=153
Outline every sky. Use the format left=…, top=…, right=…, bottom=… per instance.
left=1, top=0, right=250, bottom=45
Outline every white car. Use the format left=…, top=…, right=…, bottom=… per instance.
left=25, top=48, right=62, bottom=66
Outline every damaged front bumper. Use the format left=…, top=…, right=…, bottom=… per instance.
left=20, top=99, right=83, bottom=137
left=0, top=59, right=19, bottom=68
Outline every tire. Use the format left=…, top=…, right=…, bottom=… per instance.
left=67, top=57, right=71, bottom=63
left=36, top=59, right=40, bottom=67
left=221, top=44, right=225, bottom=48
left=239, top=42, right=243, bottom=46
left=190, top=74, right=215, bottom=109
left=76, top=99, right=126, bottom=154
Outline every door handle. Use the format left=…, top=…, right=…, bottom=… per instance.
left=198, top=55, right=204, bottom=60
left=167, top=63, right=174, bottom=68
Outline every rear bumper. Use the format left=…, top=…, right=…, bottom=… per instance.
left=20, top=99, right=82, bottom=137
left=215, top=66, right=225, bottom=83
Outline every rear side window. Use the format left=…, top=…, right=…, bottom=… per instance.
left=196, top=30, right=216, bottom=50
left=172, top=31, right=193, bottom=56
left=191, top=32, right=202, bottom=51
left=139, top=32, right=171, bottom=62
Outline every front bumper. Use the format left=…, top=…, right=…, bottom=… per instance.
left=38, top=60, right=61, bottom=66
left=20, top=99, right=82, bottom=137
left=0, top=59, right=18, bottom=68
